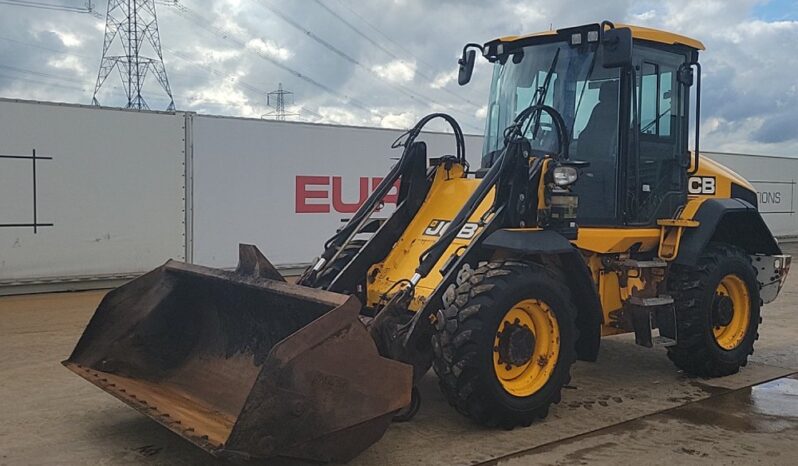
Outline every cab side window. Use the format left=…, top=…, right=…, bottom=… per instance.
left=640, top=63, right=673, bottom=137
left=629, top=46, right=687, bottom=224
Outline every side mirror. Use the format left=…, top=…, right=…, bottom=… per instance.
left=458, top=49, right=476, bottom=85
left=677, top=63, right=694, bottom=86
left=601, top=27, right=632, bottom=68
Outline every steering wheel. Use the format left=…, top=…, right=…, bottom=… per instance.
left=506, top=104, right=571, bottom=161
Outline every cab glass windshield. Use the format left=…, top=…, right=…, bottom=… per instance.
left=481, top=41, right=622, bottom=221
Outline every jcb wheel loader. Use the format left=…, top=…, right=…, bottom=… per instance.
left=65, top=21, right=791, bottom=462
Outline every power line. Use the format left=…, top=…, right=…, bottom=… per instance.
left=312, top=0, right=407, bottom=65
left=169, top=52, right=324, bottom=121
left=153, top=44, right=325, bottom=121
left=0, top=72, right=89, bottom=92
left=0, top=63, right=86, bottom=84
left=0, top=34, right=322, bottom=118
left=0, top=37, right=295, bottom=111
left=0, top=65, right=175, bottom=106
left=114, top=1, right=479, bottom=129
left=168, top=1, right=383, bottom=119
left=0, top=67, right=233, bottom=109
left=256, top=0, right=450, bottom=110
left=0, top=40, right=130, bottom=100
left=0, top=35, right=288, bottom=115
left=1, top=2, right=474, bottom=129
left=254, top=0, right=481, bottom=131
left=331, top=0, right=437, bottom=71
left=0, top=0, right=94, bottom=13
left=312, top=0, right=480, bottom=109
left=0, top=35, right=94, bottom=59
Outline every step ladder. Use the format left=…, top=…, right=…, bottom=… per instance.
left=625, top=294, right=676, bottom=348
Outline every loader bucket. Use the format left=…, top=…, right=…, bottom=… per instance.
left=63, top=244, right=412, bottom=463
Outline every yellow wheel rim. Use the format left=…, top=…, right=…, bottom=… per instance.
left=493, top=299, right=560, bottom=397
left=712, top=274, right=751, bottom=350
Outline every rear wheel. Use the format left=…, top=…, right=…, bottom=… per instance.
left=667, top=243, right=760, bottom=377
left=432, top=260, right=577, bottom=428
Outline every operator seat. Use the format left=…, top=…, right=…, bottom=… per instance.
left=574, top=81, right=620, bottom=221
left=578, top=81, right=619, bottom=155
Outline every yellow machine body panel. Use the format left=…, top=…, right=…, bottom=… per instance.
left=367, top=163, right=492, bottom=312
left=576, top=154, right=754, bottom=335
left=574, top=154, right=748, bottom=256
left=574, top=227, right=661, bottom=254
left=365, top=154, right=752, bottom=317
left=690, top=154, right=755, bottom=200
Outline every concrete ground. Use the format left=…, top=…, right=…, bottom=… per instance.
left=1, top=244, right=796, bottom=465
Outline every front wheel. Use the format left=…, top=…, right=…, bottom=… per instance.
left=431, top=260, right=577, bottom=428
left=667, top=243, right=761, bottom=377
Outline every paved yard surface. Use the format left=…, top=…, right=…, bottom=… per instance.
left=1, top=244, right=796, bottom=465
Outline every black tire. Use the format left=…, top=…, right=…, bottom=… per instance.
left=667, top=242, right=761, bottom=377
left=431, top=259, right=578, bottom=428
left=311, top=240, right=366, bottom=290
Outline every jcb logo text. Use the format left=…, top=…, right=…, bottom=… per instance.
left=423, top=220, right=480, bottom=239
left=688, top=176, right=716, bottom=195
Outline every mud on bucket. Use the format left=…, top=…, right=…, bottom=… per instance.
left=63, top=244, right=412, bottom=463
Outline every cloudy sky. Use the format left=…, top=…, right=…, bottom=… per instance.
left=0, top=0, right=796, bottom=155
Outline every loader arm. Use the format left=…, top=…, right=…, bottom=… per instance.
left=300, top=113, right=467, bottom=290
left=370, top=105, right=571, bottom=372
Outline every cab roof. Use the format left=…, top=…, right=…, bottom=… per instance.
left=497, top=24, right=705, bottom=51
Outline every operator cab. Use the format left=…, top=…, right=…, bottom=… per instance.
left=470, top=23, right=704, bottom=227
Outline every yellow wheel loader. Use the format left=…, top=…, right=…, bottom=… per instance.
left=64, top=21, right=791, bottom=462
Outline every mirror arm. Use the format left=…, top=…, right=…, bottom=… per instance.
left=458, top=43, right=483, bottom=86
left=460, top=43, right=483, bottom=61
left=628, top=65, right=641, bottom=218
left=688, top=61, right=702, bottom=175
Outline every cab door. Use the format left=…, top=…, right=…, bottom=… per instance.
left=626, top=44, right=692, bottom=225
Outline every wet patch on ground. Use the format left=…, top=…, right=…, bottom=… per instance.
left=495, top=374, right=798, bottom=466
left=664, top=375, right=798, bottom=434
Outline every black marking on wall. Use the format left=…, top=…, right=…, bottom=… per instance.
left=0, top=149, right=54, bottom=233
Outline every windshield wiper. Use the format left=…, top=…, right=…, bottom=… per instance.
left=641, top=107, right=672, bottom=134
left=528, top=48, right=560, bottom=139
left=573, top=48, right=600, bottom=129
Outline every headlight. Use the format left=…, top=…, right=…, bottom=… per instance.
left=552, top=165, right=578, bottom=186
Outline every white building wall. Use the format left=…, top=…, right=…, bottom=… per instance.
left=0, top=99, right=186, bottom=287
left=1, top=98, right=796, bottom=294
left=703, top=152, right=798, bottom=238
left=190, top=114, right=484, bottom=269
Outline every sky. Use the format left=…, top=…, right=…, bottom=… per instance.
left=0, top=0, right=796, bottom=156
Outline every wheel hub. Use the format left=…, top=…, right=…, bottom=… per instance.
left=712, top=293, right=734, bottom=327
left=496, top=319, right=536, bottom=367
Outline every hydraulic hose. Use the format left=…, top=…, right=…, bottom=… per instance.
left=413, top=104, right=570, bottom=281
left=300, top=113, right=467, bottom=285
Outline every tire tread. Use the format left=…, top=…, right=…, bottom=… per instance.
left=432, top=259, right=577, bottom=428
left=667, top=242, right=760, bottom=377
